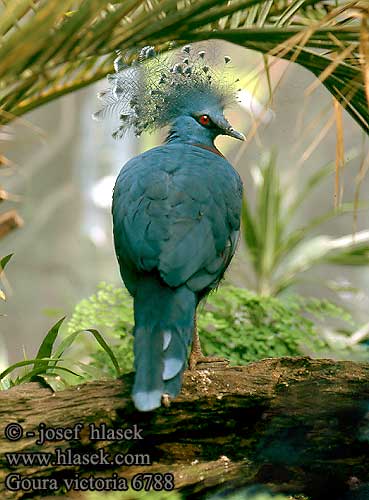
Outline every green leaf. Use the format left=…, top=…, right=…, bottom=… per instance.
left=54, top=328, right=120, bottom=376
left=0, top=358, right=57, bottom=381
left=277, top=201, right=369, bottom=263
left=274, top=230, right=369, bottom=293
left=326, top=244, right=369, bottom=265
left=274, top=235, right=333, bottom=292
left=35, top=372, right=67, bottom=392
left=31, top=317, right=66, bottom=379
left=35, top=317, right=66, bottom=360
left=241, top=196, right=260, bottom=265
left=17, top=364, right=80, bottom=386
left=0, top=254, right=13, bottom=273
left=284, top=148, right=360, bottom=224
left=254, top=153, right=283, bottom=293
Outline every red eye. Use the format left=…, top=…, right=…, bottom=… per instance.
left=198, top=114, right=210, bottom=126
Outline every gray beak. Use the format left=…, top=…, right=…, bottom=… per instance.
left=224, top=126, right=246, bottom=141
left=213, top=115, right=246, bottom=141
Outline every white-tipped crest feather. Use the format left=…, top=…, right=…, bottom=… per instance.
left=94, top=43, right=239, bottom=139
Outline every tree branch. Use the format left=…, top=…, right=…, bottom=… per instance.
left=1, top=357, right=369, bottom=499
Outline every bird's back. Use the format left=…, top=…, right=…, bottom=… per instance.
left=112, top=142, right=242, bottom=296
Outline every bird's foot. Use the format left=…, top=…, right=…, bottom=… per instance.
left=189, top=350, right=229, bottom=371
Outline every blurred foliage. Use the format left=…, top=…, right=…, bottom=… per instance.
left=67, top=282, right=354, bottom=377
left=0, top=253, right=13, bottom=301
left=241, top=151, right=369, bottom=296
left=0, top=0, right=368, bottom=137
left=0, top=253, right=13, bottom=371
left=0, top=316, right=119, bottom=391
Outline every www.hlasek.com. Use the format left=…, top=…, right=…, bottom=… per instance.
left=4, top=421, right=174, bottom=493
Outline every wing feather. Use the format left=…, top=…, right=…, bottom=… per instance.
left=112, top=143, right=242, bottom=293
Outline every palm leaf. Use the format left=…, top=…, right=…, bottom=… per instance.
left=0, top=0, right=367, bottom=137
left=256, top=154, right=282, bottom=293
left=273, top=230, right=369, bottom=294
left=0, top=253, right=13, bottom=273
left=241, top=196, right=261, bottom=267
left=325, top=243, right=369, bottom=265
left=30, top=316, right=66, bottom=379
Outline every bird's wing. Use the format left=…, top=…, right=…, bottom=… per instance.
left=112, top=144, right=243, bottom=292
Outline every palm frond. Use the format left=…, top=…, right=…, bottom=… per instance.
left=0, top=0, right=367, bottom=136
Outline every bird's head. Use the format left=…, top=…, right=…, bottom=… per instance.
left=168, top=91, right=245, bottom=146
left=94, top=44, right=245, bottom=145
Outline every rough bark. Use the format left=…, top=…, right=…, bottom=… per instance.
left=1, top=356, right=369, bottom=500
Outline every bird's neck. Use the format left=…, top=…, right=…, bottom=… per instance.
left=165, top=131, right=225, bottom=159
left=165, top=120, right=215, bottom=148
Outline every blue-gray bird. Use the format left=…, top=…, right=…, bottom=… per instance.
left=94, top=45, right=244, bottom=411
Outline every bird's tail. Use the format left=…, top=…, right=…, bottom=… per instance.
left=132, top=276, right=196, bottom=412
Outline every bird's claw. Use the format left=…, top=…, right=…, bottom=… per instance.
left=161, top=393, right=171, bottom=408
